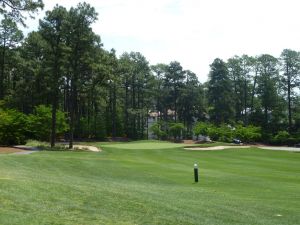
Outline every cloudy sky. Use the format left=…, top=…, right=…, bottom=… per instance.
left=25, top=0, right=300, bottom=82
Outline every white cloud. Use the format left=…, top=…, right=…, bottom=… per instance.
left=24, top=0, right=300, bottom=82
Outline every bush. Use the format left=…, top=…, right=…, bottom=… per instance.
left=0, top=109, right=28, bottom=145
left=27, top=105, right=69, bottom=141
left=205, top=124, right=233, bottom=142
left=193, top=122, right=210, bottom=137
left=193, top=123, right=261, bottom=143
left=272, top=131, right=290, bottom=145
left=150, top=122, right=167, bottom=140
left=169, top=122, right=184, bottom=140
left=206, top=124, right=220, bottom=141
left=234, top=125, right=262, bottom=143
left=217, top=124, right=234, bottom=142
left=269, top=131, right=300, bottom=146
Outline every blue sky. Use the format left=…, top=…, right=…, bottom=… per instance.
left=24, top=0, right=300, bottom=82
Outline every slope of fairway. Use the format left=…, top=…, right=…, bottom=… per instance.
left=0, top=141, right=299, bottom=225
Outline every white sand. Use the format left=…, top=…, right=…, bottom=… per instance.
left=258, top=146, right=300, bottom=152
left=72, top=145, right=101, bottom=152
left=184, top=146, right=250, bottom=151
left=185, top=145, right=300, bottom=152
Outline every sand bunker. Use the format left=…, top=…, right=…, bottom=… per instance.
left=258, top=146, right=300, bottom=152
left=72, top=145, right=101, bottom=152
left=184, top=146, right=250, bottom=151
left=185, top=145, right=300, bottom=152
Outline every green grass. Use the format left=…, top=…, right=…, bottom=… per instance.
left=188, top=141, right=240, bottom=148
left=103, top=140, right=187, bottom=149
left=0, top=141, right=299, bottom=225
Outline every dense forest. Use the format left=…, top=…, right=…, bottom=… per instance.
left=0, top=0, right=300, bottom=147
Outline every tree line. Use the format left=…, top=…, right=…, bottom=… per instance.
left=0, top=1, right=299, bottom=146
left=208, top=53, right=300, bottom=137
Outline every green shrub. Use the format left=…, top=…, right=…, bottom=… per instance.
left=150, top=122, right=167, bottom=140
left=270, top=131, right=299, bottom=146
left=234, top=125, right=262, bottom=143
left=193, top=122, right=210, bottom=137
left=273, top=131, right=290, bottom=145
left=205, top=124, right=233, bottom=142
left=0, top=109, right=28, bottom=145
left=27, top=105, right=69, bottom=141
left=169, top=123, right=184, bottom=140
left=218, top=124, right=234, bottom=142
left=286, top=137, right=298, bottom=146
left=194, top=123, right=261, bottom=143
left=206, top=125, right=220, bottom=141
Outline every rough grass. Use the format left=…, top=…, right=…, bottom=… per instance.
left=0, top=141, right=299, bottom=225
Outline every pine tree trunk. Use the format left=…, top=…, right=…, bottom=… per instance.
left=69, top=78, right=77, bottom=149
left=250, top=69, right=258, bottom=115
left=50, top=93, right=57, bottom=148
left=0, top=43, right=6, bottom=99
left=287, top=69, right=292, bottom=132
left=112, top=82, right=117, bottom=138
left=69, top=91, right=74, bottom=149
left=125, top=83, right=129, bottom=137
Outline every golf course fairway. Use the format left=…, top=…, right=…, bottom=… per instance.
left=0, top=141, right=299, bottom=225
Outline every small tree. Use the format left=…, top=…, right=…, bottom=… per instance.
left=169, top=122, right=184, bottom=141
left=150, top=122, right=166, bottom=140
